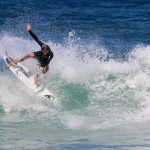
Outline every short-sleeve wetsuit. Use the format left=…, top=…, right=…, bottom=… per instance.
left=28, top=30, right=53, bottom=67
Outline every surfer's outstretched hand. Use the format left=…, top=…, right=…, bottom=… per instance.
left=26, top=24, right=31, bottom=31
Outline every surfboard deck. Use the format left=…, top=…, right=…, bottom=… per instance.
left=4, top=56, right=54, bottom=100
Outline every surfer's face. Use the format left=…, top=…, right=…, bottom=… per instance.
left=42, top=49, right=49, bottom=55
left=42, top=45, right=49, bottom=55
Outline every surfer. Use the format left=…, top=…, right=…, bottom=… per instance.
left=11, top=24, right=53, bottom=84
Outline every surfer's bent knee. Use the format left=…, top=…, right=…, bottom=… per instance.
left=42, top=66, right=49, bottom=74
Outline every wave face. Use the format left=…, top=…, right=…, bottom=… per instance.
left=1, top=0, right=150, bottom=149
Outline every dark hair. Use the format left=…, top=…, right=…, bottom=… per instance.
left=42, top=44, right=50, bottom=51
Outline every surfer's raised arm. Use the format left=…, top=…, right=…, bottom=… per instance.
left=26, top=24, right=44, bottom=47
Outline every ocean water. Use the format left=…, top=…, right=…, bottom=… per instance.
left=1, top=0, right=150, bottom=149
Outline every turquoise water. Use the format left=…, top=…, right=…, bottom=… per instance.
left=1, top=0, right=150, bottom=149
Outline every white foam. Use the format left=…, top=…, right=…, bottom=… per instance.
left=1, top=35, right=150, bottom=130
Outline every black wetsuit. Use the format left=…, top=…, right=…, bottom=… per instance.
left=28, top=30, right=53, bottom=67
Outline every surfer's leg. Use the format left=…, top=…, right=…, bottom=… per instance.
left=42, top=66, right=49, bottom=74
left=34, top=66, right=49, bottom=84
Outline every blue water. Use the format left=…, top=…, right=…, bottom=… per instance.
left=1, top=0, right=150, bottom=56
left=1, top=0, right=150, bottom=149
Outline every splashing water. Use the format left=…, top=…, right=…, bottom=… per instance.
left=1, top=34, right=150, bottom=149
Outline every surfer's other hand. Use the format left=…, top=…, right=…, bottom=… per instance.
left=26, top=24, right=31, bottom=31
left=37, top=63, right=41, bottom=69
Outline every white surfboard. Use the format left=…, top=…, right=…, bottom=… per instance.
left=4, top=55, right=54, bottom=100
